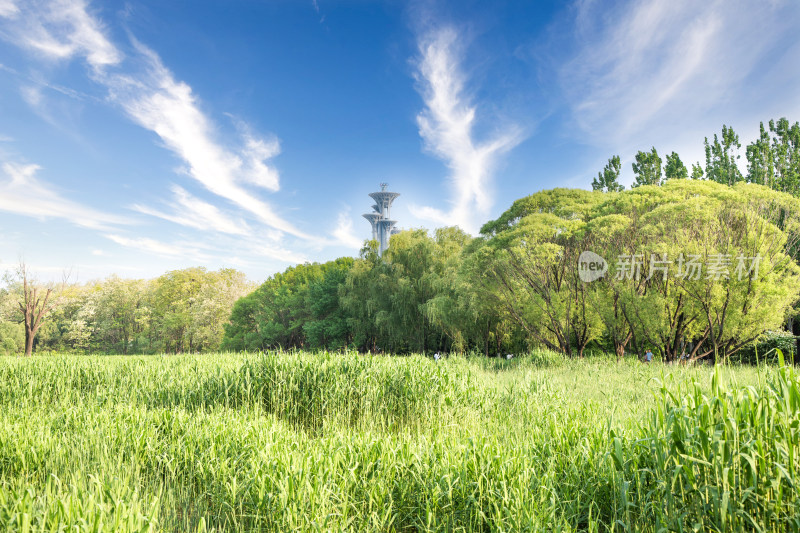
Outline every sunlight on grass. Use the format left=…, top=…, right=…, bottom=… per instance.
left=0, top=351, right=795, bottom=532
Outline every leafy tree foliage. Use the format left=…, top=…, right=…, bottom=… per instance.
left=303, top=257, right=354, bottom=350
left=2, top=263, right=67, bottom=356
left=473, top=189, right=605, bottom=356
left=705, top=125, right=743, bottom=185
left=594, top=181, right=800, bottom=361
left=0, top=288, right=23, bottom=354
left=426, top=230, right=511, bottom=355
left=339, top=242, right=383, bottom=352
left=664, top=152, right=688, bottom=181
left=691, top=162, right=704, bottom=180
left=592, top=155, right=624, bottom=192
left=222, top=262, right=328, bottom=351
left=476, top=181, right=800, bottom=361
left=746, top=118, right=800, bottom=194
left=631, top=147, right=662, bottom=187
left=223, top=172, right=800, bottom=363
left=339, top=228, right=476, bottom=353
left=0, top=267, right=252, bottom=354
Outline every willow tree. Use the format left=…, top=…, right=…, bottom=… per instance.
left=476, top=189, right=606, bottom=357
left=427, top=234, right=515, bottom=356
left=670, top=181, right=800, bottom=360
left=339, top=241, right=385, bottom=352
left=472, top=181, right=800, bottom=362
left=378, top=229, right=439, bottom=352
left=594, top=180, right=800, bottom=362
left=303, top=257, right=354, bottom=350
left=584, top=212, right=640, bottom=359
left=421, top=227, right=515, bottom=355
left=340, top=228, right=470, bottom=353
left=590, top=183, right=710, bottom=361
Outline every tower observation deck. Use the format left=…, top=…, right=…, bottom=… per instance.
left=363, top=183, right=400, bottom=255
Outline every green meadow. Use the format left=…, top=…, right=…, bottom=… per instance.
left=0, top=351, right=797, bottom=532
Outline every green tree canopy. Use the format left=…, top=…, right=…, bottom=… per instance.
left=477, top=180, right=800, bottom=361
left=705, top=125, right=743, bottom=186
left=592, top=155, right=624, bottom=192
left=631, top=147, right=663, bottom=187
left=664, top=152, right=688, bottom=181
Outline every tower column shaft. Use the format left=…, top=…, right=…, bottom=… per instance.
left=366, top=185, right=400, bottom=256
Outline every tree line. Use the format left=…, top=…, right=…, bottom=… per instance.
left=221, top=180, right=800, bottom=362
left=2, top=118, right=799, bottom=360
left=592, top=118, right=800, bottom=191
left=0, top=267, right=253, bottom=355
left=223, top=118, right=800, bottom=361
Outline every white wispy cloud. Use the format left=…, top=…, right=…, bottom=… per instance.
left=242, top=136, right=281, bottom=191
left=0, top=1, right=18, bottom=18
left=133, top=185, right=251, bottom=236
left=4, top=0, right=120, bottom=69
left=554, top=0, right=800, bottom=184
left=17, top=80, right=94, bottom=143
left=1, top=0, right=313, bottom=242
left=20, top=85, right=43, bottom=108
left=311, top=0, right=325, bottom=23
left=19, top=85, right=61, bottom=129
left=332, top=207, right=364, bottom=249
left=411, top=27, right=523, bottom=234
left=0, top=161, right=129, bottom=229
left=104, top=233, right=206, bottom=260
left=122, top=179, right=309, bottom=261
left=249, top=243, right=307, bottom=264
left=229, top=116, right=281, bottom=191
left=100, top=41, right=309, bottom=238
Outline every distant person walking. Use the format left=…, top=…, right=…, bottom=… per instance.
left=644, top=349, right=653, bottom=363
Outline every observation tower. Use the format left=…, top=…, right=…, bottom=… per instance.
left=363, top=183, right=400, bottom=256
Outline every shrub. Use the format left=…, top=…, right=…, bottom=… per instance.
left=734, top=329, right=797, bottom=365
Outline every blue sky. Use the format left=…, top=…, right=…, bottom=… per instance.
left=1, top=0, right=799, bottom=282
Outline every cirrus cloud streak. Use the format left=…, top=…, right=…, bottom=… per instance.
left=410, top=26, right=523, bottom=234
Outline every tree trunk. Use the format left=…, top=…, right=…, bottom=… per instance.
left=615, top=342, right=625, bottom=359
left=484, top=320, right=490, bottom=357
left=614, top=331, right=632, bottom=361
left=24, top=326, right=34, bottom=357
left=17, top=263, right=64, bottom=357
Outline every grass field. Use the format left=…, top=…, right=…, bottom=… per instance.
left=0, top=351, right=797, bottom=532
